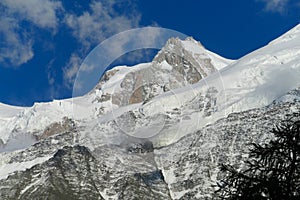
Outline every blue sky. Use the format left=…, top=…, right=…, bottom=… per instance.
left=0, top=0, right=299, bottom=106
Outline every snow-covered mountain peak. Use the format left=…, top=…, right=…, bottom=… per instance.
left=130, top=25, right=300, bottom=145
left=0, top=36, right=233, bottom=146
left=155, top=37, right=205, bottom=55
left=89, top=37, right=233, bottom=108
left=154, top=37, right=233, bottom=70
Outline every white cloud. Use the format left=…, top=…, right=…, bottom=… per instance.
left=46, top=59, right=56, bottom=85
left=63, top=53, right=97, bottom=89
left=1, top=0, right=62, bottom=30
left=63, top=0, right=141, bottom=86
left=63, top=53, right=81, bottom=88
left=0, top=17, right=34, bottom=66
left=0, top=0, right=62, bottom=67
left=258, top=0, right=289, bottom=14
left=65, top=1, right=140, bottom=48
left=104, top=28, right=162, bottom=64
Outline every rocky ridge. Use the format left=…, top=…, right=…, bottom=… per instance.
left=0, top=88, right=299, bottom=199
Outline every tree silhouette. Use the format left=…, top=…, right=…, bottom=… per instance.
left=216, top=119, right=300, bottom=200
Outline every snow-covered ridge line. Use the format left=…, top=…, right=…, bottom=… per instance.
left=139, top=24, right=300, bottom=140
left=0, top=36, right=233, bottom=145
left=0, top=103, right=25, bottom=119
left=1, top=24, right=300, bottom=148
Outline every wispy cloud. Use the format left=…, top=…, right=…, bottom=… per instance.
left=63, top=0, right=141, bottom=87
left=65, top=0, right=140, bottom=49
left=0, top=0, right=62, bottom=67
left=0, top=17, right=34, bottom=66
left=63, top=53, right=82, bottom=87
left=257, top=0, right=289, bottom=14
left=1, top=0, right=62, bottom=30
left=46, top=59, right=56, bottom=86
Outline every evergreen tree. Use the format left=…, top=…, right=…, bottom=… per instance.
left=216, top=119, right=300, bottom=200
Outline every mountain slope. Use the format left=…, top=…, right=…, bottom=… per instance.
left=81, top=23, right=300, bottom=145
left=0, top=37, right=233, bottom=146
left=0, top=24, right=299, bottom=199
left=135, top=23, right=300, bottom=144
left=0, top=88, right=299, bottom=199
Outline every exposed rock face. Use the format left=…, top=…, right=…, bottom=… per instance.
left=155, top=102, right=300, bottom=199
left=0, top=144, right=171, bottom=200
left=0, top=89, right=299, bottom=199
left=0, top=145, right=103, bottom=200
left=126, top=140, right=154, bottom=154
left=118, top=38, right=217, bottom=105
left=153, top=37, right=216, bottom=81
left=95, top=68, right=120, bottom=91
left=38, top=117, right=76, bottom=140
left=92, top=37, right=220, bottom=107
